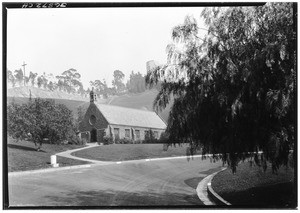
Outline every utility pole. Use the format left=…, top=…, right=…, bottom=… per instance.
left=22, top=61, right=27, bottom=86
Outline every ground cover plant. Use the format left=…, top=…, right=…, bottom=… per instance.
left=71, top=143, right=198, bottom=161
left=7, top=138, right=89, bottom=172
left=212, top=161, right=295, bottom=208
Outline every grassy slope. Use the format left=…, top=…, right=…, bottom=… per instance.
left=7, top=86, right=90, bottom=102
left=7, top=87, right=172, bottom=122
left=72, top=144, right=194, bottom=161
left=212, top=161, right=296, bottom=208
left=7, top=138, right=90, bottom=172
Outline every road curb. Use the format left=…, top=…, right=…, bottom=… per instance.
left=8, top=164, right=94, bottom=176
left=196, top=172, right=216, bottom=205
left=206, top=168, right=231, bottom=206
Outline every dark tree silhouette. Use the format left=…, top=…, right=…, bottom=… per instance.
left=146, top=3, right=295, bottom=172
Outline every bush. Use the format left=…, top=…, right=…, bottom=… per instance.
left=135, top=139, right=143, bottom=144
left=103, top=135, right=114, bottom=145
left=159, top=132, right=169, bottom=143
left=68, top=135, right=87, bottom=145
left=7, top=98, right=76, bottom=148
left=142, top=130, right=169, bottom=144
left=117, top=138, right=134, bottom=144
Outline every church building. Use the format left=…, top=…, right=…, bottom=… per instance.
left=79, top=90, right=167, bottom=143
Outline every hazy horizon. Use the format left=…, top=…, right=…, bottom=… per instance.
left=7, top=7, right=206, bottom=89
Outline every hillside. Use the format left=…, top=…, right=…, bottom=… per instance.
left=7, top=86, right=90, bottom=102
left=6, top=87, right=172, bottom=122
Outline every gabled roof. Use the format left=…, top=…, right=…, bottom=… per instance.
left=95, top=103, right=167, bottom=130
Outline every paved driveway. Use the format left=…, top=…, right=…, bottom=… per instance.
left=8, top=157, right=222, bottom=207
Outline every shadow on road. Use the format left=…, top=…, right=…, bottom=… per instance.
left=44, top=189, right=203, bottom=206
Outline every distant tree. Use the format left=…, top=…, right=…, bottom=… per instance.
left=57, top=79, right=64, bottom=91
left=77, top=85, right=85, bottom=96
left=146, top=3, right=295, bottom=173
left=48, top=81, right=54, bottom=91
left=112, top=70, right=126, bottom=94
left=41, top=74, right=48, bottom=89
left=14, top=69, right=24, bottom=86
left=37, top=76, right=43, bottom=88
left=90, top=79, right=106, bottom=98
left=28, top=72, right=38, bottom=87
left=52, top=82, right=58, bottom=91
left=102, top=79, right=109, bottom=98
left=86, top=87, right=91, bottom=98
left=127, top=71, right=146, bottom=93
left=7, top=98, right=76, bottom=150
left=7, top=69, right=16, bottom=87
left=56, top=68, right=83, bottom=94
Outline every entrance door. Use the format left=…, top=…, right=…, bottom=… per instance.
left=90, top=129, right=97, bottom=142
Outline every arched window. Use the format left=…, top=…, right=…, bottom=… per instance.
left=89, top=115, right=96, bottom=125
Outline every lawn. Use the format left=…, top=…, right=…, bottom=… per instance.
left=72, top=143, right=195, bottom=161
left=7, top=137, right=90, bottom=172
left=212, top=161, right=296, bottom=208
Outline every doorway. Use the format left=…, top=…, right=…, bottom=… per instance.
left=90, top=129, right=97, bottom=142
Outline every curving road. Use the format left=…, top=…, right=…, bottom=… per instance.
left=8, top=157, right=222, bottom=207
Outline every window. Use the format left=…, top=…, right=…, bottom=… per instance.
left=154, top=131, right=158, bottom=139
left=125, top=129, right=130, bottom=138
left=135, top=130, right=140, bottom=139
left=114, top=128, right=120, bottom=139
left=89, top=115, right=96, bottom=125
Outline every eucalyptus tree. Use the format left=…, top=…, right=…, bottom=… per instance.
left=14, top=69, right=24, bottom=87
left=7, top=69, right=16, bottom=87
left=146, top=3, right=295, bottom=172
left=56, top=68, right=83, bottom=94
left=112, top=70, right=126, bottom=94
left=29, top=72, right=38, bottom=87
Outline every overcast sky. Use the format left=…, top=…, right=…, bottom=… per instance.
left=7, top=7, right=205, bottom=89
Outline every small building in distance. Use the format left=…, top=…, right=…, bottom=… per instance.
left=79, top=90, right=167, bottom=143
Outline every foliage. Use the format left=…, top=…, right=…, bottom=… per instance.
left=146, top=3, right=295, bottom=172
left=116, top=138, right=134, bottom=144
left=103, top=135, right=114, bottom=145
left=159, top=132, right=170, bottom=144
left=56, top=68, right=83, bottom=93
left=143, top=130, right=164, bottom=144
left=126, top=71, right=146, bottom=93
left=144, top=130, right=155, bottom=142
left=14, top=69, right=24, bottom=86
left=112, top=70, right=126, bottom=94
left=47, top=81, right=54, bottom=91
left=29, top=72, right=38, bottom=87
left=7, top=98, right=77, bottom=150
left=37, top=76, right=43, bottom=88
left=7, top=69, right=16, bottom=87
left=68, top=134, right=87, bottom=145
left=90, top=79, right=109, bottom=98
